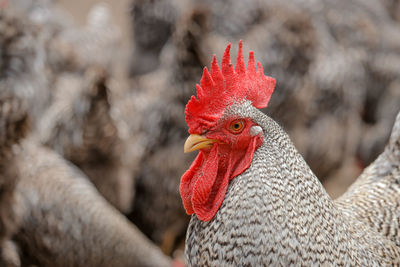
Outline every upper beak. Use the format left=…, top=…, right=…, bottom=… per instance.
left=184, top=134, right=219, bottom=153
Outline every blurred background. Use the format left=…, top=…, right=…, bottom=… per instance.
left=1, top=0, right=400, bottom=265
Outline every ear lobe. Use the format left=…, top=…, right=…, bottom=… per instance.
left=250, top=126, right=263, bottom=136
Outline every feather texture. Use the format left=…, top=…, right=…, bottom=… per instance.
left=185, top=103, right=400, bottom=265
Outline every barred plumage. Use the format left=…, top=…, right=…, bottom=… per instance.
left=185, top=103, right=400, bottom=265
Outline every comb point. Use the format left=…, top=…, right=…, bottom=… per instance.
left=222, top=43, right=234, bottom=77
left=235, top=40, right=245, bottom=74
left=247, top=51, right=256, bottom=74
left=200, top=67, right=214, bottom=94
left=256, top=61, right=264, bottom=75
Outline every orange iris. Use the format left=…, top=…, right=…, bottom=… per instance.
left=229, top=120, right=245, bottom=133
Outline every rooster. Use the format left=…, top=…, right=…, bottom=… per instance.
left=181, top=42, right=400, bottom=265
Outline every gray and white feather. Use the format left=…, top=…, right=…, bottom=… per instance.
left=185, top=102, right=400, bottom=266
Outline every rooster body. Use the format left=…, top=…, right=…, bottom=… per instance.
left=186, top=103, right=400, bottom=265
left=182, top=43, right=400, bottom=265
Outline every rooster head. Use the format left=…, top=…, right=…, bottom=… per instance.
left=180, top=41, right=276, bottom=221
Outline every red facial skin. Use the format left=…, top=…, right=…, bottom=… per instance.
left=180, top=117, right=263, bottom=221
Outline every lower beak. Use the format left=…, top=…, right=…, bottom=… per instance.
left=184, top=134, right=218, bottom=153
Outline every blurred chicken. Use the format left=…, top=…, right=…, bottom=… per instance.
left=1, top=4, right=172, bottom=266
left=129, top=0, right=177, bottom=75
left=0, top=8, right=49, bottom=266
left=36, top=67, right=134, bottom=212
left=14, top=138, right=172, bottom=267
left=9, top=0, right=134, bottom=212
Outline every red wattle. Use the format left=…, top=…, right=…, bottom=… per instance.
left=192, top=145, right=230, bottom=221
left=180, top=152, right=204, bottom=214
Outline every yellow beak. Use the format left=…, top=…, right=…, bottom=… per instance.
left=184, top=134, right=219, bottom=153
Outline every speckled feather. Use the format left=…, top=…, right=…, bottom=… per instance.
left=336, top=111, right=400, bottom=247
left=185, top=101, right=400, bottom=266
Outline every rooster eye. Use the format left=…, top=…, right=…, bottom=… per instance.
left=229, top=120, right=245, bottom=133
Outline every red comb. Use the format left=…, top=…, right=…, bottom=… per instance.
left=185, top=41, right=276, bottom=134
